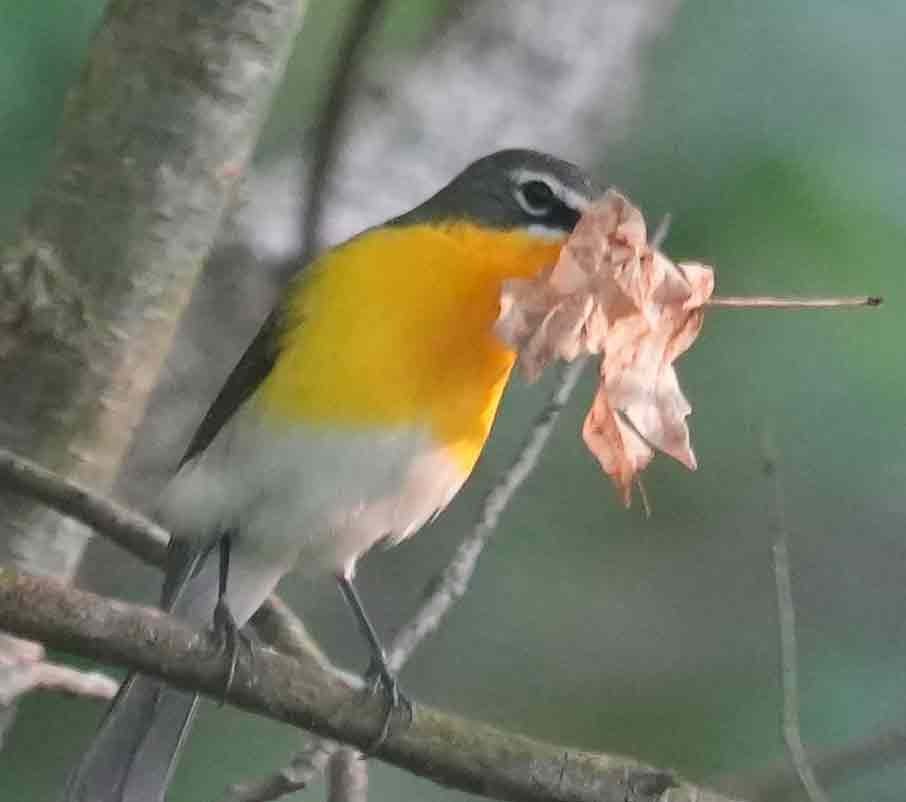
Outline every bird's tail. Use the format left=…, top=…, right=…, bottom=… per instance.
left=62, top=539, right=218, bottom=802
left=62, top=673, right=198, bottom=802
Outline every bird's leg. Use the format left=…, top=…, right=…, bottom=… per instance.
left=336, top=574, right=413, bottom=751
left=212, top=531, right=253, bottom=702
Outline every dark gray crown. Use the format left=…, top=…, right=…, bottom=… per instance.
left=393, top=149, right=597, bottom=235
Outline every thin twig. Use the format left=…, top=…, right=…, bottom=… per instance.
left=707, top=295, right=881, bottom=310
left=388, top=358, right=586, bottom=670
left=222, top=740, right=336, bottom=802
left=0, top=633, right=118, bottom=706
left=327, top=749, right=369, bottom=802
left=650, top=212, right=672, bottom=249
left=299, top=0, right=388, bottom=264
left=0, top=447, right=169, bottom=566
left=763, top=436, right=830, bottom=802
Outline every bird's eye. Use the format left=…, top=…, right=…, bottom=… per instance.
left=516, top=179, right=556, bottom=216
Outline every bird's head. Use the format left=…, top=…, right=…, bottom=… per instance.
left=393, top=148, right=597, bottom=245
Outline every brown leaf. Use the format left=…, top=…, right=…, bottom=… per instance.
left=495, top=190, right=714, bottom=505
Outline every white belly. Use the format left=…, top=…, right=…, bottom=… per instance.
left=157, top=405, right=468, bottom=581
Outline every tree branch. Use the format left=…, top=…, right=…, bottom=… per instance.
left=0, top=567, right=743, bottom=802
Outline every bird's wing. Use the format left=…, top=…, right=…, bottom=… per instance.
left=179, top=311, right=282, bottom=467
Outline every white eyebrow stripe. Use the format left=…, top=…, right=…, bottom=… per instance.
left=509, top=167, right=590, bottom=212
left=524, top=223, right=570, bottom=241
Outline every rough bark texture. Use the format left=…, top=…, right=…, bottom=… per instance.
left=0, top=0, right=306, bottom=743
left=0, top=567, right=745, bottom=802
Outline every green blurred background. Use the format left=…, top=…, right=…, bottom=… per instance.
left=2, top=1, right=904, bottom=800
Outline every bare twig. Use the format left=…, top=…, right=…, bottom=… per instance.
left=650, top=212, right=672, bottom=249
left=223, top=740, right=337, bottom=802
left=328, top=749, right=369, bottom=802
left=299, top=0, right=388, bottom=264
left=707, top=295, right=881, bottom=310
left=0, top=566, right=743, bottom=802
left=0, top=447, right=169, bottom=566
left=0, top=633, right=118, bottom=706
left=388, top=358, right=586, bottom=670
left=763, top=437, right=830, bottom=802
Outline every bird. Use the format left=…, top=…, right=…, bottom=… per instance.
left=63, top=148, right=596, bottom=802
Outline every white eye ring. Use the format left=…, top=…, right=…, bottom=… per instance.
left=514, top=179, right=556, bottom=217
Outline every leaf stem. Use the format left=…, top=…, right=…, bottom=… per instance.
left=706, top=295, right=882, bottom=310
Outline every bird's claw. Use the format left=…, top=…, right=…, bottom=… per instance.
left=361, top=657, right=413, bottom=753
left=212, top=597, right=254, bottom=704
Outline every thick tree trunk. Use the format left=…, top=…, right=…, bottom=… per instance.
left=0, top=0, right=306, bottom=744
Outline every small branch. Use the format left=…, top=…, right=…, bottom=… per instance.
left=388, top=358, right=587, bottom=671
left=707, top=295, right=881, bottom=310
left=327, top=748, right=369, bottom=802
left=650, top=213, right=672, bottom=249
left=0, top=447, right=169, bottom=566
left=763, top=438, right=830, bottom=802
left=0, top=567, right=742, bottom=802
left=299, top=0, right=388, bottom=264
left=0, top=633, right=118, bottom=706
left=223, top=740, right=337, bottom=802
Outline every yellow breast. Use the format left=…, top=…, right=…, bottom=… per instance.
left=255, top=221, right=563, bottom=473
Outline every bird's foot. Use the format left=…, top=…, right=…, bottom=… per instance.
left=212, top=597, right=254, bottom=703
left=360, top=656, right=413, bottom=753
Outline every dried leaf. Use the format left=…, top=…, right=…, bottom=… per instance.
left=495, top=190, right=714, bottom=505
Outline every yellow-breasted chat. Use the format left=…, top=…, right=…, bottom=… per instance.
left=64, top=149, right=595, bottom=802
